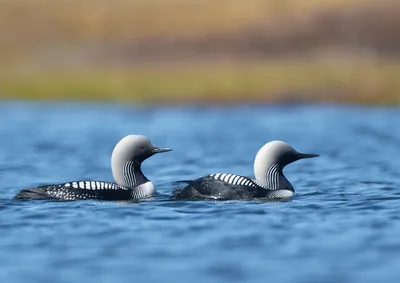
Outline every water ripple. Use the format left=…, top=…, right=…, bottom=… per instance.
left=0, top=103, right=399, bottom=283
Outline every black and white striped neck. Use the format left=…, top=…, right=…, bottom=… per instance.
left=265, top=163, right=294, bottom=192
left=121, top=160, right=149, bottom=188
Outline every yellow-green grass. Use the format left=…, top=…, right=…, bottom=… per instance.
left=1, top=60, right=399, bottom=105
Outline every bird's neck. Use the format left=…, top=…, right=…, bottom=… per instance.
left=256, top=163, right=294, bottom=191
left=113, top=160, right=149, bottom=188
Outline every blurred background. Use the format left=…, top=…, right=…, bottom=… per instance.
left=0, top=0, right=399, bottom=105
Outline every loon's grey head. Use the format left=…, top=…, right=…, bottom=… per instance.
left=111, top=135, right=172, bottom=187
left=254, top=141, right=318, bottom=188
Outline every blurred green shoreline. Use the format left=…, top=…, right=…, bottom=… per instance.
left=1, top=59, right=399, bottom=106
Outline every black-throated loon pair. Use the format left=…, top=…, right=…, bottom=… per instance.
left=13, top=135, right=318, bottom=201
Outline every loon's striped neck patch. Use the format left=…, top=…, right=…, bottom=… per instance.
left=265, top=163, right=281, bottom=191
left=122, top=160, right=148, bottom=188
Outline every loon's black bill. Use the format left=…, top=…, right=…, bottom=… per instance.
left=152, top=147, right=172, bottom=153
left=297, top=153, right=319, bottom=159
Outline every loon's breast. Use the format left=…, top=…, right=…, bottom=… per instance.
left=13, top=181, right=147, bottom=201
left=171, top=173, right=277, bottom=200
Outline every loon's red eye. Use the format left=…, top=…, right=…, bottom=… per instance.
left=140, top=145, right=145, bottom=150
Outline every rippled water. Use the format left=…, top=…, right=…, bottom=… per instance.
left=0, top=102, right=399, bottom=283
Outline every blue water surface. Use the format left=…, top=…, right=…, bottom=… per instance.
left=0, top=102, right=399, bottom=283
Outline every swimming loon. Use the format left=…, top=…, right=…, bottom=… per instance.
left=170, top=141, right=318, bottom=201
left=13, top=135, right=172, bottom=201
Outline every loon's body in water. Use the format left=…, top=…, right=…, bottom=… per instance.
left=13, top=135, right=171, bottom=201
left=171, top=141, right=318, bottom=201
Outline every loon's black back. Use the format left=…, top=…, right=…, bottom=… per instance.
left=171, top=173, right=273, bottom=200
left=13, top=181, right=135, bottom=201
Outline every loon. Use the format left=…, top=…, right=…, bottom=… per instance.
left=13, top=135, right=172, bottom=201
left=170, top=141, right=318, bottom=201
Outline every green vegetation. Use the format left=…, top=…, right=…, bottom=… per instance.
left=2, top=60, right=399, bottom=105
